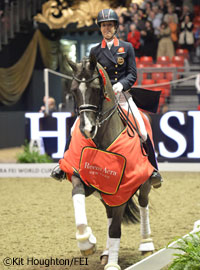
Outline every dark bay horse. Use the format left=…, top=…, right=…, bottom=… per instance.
left=59, top=55, right=155, bottom=270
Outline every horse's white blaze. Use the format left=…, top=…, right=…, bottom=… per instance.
left=79, top=78, right=94, bottom=136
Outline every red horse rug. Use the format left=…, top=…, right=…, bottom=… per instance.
left=59, top=112, right=154, bottom=206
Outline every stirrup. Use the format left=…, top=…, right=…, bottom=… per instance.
left=76, top=226, right=96, bottom=256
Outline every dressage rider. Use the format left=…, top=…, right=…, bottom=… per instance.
left=52, top=8, right=162, bottom=188
left=89, top=8, right=162, bottom=187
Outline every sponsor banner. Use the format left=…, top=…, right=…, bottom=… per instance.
left=0, top=163, right=199, bottom=178
left=0, top=163, right=56, bottom=178
left=25, top=111, right=200, bottom=161
left=79, top=147, right=126, bottom=194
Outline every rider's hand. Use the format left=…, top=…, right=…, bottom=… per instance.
left=113, top=82, right=123, bottom=95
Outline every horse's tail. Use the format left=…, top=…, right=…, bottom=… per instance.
left=123, top=196, right=140, bottom=224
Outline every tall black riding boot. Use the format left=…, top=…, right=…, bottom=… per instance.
left=143, top=135, right=163, bottom=189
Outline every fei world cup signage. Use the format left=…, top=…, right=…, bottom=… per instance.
left=25, top=111, right=200, bottom=161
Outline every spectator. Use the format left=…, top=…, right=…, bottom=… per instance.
left=117, top=23, right=128, bottom=41
left=130, top=2, right=140, bottom=15
left=179, top=5, right=192, bottom=22
left=182, top=0, right=194, bottom=16
left=144, top=1, right=153, bottom=17
left=157, top=21, right=175, bottom=60
left=163, top=4, right=179, bottom=24
left=157, top=0, right=168, bottom=15
left=140, top=20, right=157, bottom=61
left=39, top=96, right=57, bottom=115
left=127, top=23, right=141, bottom=57
left=117, top=15, right=129, bottom=41
left=178, top=14, right=195, bottom=59
left=148, top=10, right=162, bottom=38
left=130, top=13, right=146, bottom=31
left=120, top=4, right=133, bottom=25
left=138, top=8, right=147, bottom=22
left=152, top=5, right=164, bottom=22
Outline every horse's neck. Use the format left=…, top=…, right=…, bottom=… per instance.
left=94, top=102, right=124, bottom=150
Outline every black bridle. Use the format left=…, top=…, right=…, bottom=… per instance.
left=72, top=73, right=101, bottom=114
left=72, top=68, right=118, bottom=127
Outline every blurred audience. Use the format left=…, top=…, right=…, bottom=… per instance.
left=148, top=10, right=162, bottom=38
left=178, top=14, right=195, bottom=59
left=127, top=23, right=141, bottom=57
left=140, top=20, right=157, bottom=61
left=157, top=21, right=175, bottom=60
left=114, top=0, right=199, bottom=63
left=157, top=0, right=168, bottom=14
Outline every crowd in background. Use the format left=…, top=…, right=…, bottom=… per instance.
left=115, top=0, right=200, bottom=62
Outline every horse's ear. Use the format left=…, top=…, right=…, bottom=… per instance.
left=65, top=56, right=77, bottom=72
left=89, top=53, right=97, bottom=71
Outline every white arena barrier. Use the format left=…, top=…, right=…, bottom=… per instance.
left=0, top=163, right=56, bottom=178
left=0, top=162, right=200, bottom=178
left=125, top=220, right=200, bottom=270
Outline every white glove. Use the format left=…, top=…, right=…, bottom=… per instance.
left=112, top=82, right=123, bottom=95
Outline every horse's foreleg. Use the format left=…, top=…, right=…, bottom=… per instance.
left=138, top=179, right=155, bottom=254
left=100, top=217, right=112, bottom=265
left=71, top=175, right=96, bottom=255
left=103, top=204, right=126, bottom=270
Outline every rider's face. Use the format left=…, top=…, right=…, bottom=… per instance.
left=100, top=21, right=116, bottom=41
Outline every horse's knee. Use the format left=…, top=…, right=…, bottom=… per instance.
left=138, top=195, right=148, bottom=208
left=138, top=180, right=151, bottom=207
left=72, top=184, right=85, bottom=196
left=109, top=224, right=121, bottom=238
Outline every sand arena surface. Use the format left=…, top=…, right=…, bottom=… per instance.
left=0, top=171, right=200, bottom=270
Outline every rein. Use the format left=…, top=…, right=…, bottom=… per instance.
left=117, top=92, right=147, bottom=156
left=97, top=100, right=119, bottom=127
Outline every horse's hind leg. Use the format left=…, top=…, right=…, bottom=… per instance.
left=138, top=179, right=155, bottom=254
left=71, top=175, right=96, bottom=256
left=102, top=203, right=126, bottom=270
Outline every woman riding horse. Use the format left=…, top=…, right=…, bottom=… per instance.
left=53, top=8, right=162, bottom=187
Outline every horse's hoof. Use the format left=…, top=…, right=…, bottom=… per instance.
left=139, top=238, right=155, bottom=254
left=141, top=250, right=154, bottom=256
left=76, top=226, right=96, bottom=256
left=100, top=250, right=109, bottom=265
left=80, top=245, right=96, bottom=256
left=104, top=262, right=121, bottom=270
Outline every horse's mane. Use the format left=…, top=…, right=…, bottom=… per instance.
left=96, top=62, right=113, bottom=97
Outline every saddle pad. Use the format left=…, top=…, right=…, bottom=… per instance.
left=79, top=147, right=126, bottom=194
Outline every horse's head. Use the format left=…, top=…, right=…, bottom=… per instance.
left=67, top=54, right=114, bottom=139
